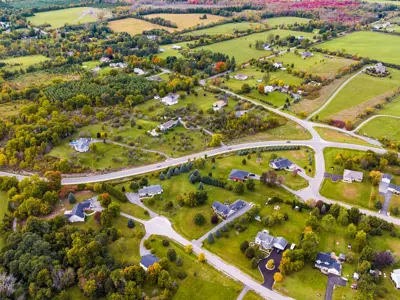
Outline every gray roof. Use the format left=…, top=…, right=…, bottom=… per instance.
left=235, top=110, right=248, bottom=118
left=383, top=173, right=393, bottom=181
left=212, top=201, right=229, bottom=215
left=273, top=237, right=288, bottom=250
left=138, top=185, right=163, bottom=195
left=71, top=200, right=91, bottom=218
left=389, top=183, right=400, bottom=192
left=270, top=157, right=293, bottom=169
left=229, top=200, right=246, bottom=211
left=159, top=119, right=179, bottom=130
left=140, top=254, right=160, bottom=268
left=228, top=169, right=250, bottom=180
left=343, top=169, right=363, bottom=181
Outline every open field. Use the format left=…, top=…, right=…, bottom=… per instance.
left=145, top=13, right=226, bottom=30
left=271, top=51, right=356, bottom=79
left=0, top=55, right=50, bottom=71
left=48, top=141, right=163, bottom=171
left=317, top=68, right=400, bottom=120
left=318, top=31, right=400, bottom=65
left=7, top=71, right=80, bottom=89
left=183, top=22, right=264, bottom=36
left=27, top=7, right=108, bottom=29
left=263, top=16, right=312, bottom=27
left=198, top=29, right=316, bottom=63
left=0, top=101, right=31, bottom=117
left=357, top=116, right=400, bottom=141
left=377, top=95, right=400, bottom=116
left=148, top=236, right=242, bottom=300
left=156, top=41, right=192, bottom=59
left=315, top=127, right=379, bottom=147
left=108, top=18, right=173, bottom=36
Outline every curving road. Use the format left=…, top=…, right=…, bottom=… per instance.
left=352, top=114, right=400, bottom=133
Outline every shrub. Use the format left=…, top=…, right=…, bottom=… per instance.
left=266, top=259, right=275, bottom=269
left=127, top=219, right=135, bottom=228
left=215, top=229, right=222, bottom=238
left=162, top=239, right=170, bottom=247
left=251, top=257, right=258, bottom=269
left=176, top=256, right=183, bottom=267
left=211, top=215, right=219, bottom=224
left=167, top=248, right=177, bottom=261
left=207, top=233, right=215, bottom=244
left=240, top=240, right=249, bottom=253
left=194, top=213, right=205, bottom=225
left=245, top=247, right=255, bottom=259
left=177, top=271, right=187, bottom=279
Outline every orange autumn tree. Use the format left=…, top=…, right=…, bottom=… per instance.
left=215, top=61, right=227, bottom=73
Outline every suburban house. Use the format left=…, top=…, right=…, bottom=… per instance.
left=254, top=229, right=288, bottom=251
left=228, top=169, right=251, bottom=181
left=269, top=158, right=295, bottom=171
left=374, top=22, right=391, bottom=30
left=264, top=85, right=279, bottom=93
left=134, top=68, right=145, bottom=75
left=110, top=62, right=127, bottom=68
left=213, top=100, right=227, bottom=111
left=140, top=254, right=160, bottom=271
left=235, top=110, right=248, bottom=118
left=315, top=252, right=342, bottom=275
left=273, top=62, right=283, bottom=68
left=234, top=74, right=248, bottom=80
left=70, top=138, right=91, bottom=153
left=159, top=48, right=165, bottom=52
left=172, top=45, right=182, bottom=50
left=391, top=269, right=400, bottom=289
left=100, top=56, right=111, bottom=63
left=161, top=93, right=179, bottom=106
left=263, top=43, right=272, bottom=50
left=212, top=200, right=246, bottom=219
left=368, top=62, right=387, bottom=75
left=64, top=199, right=95, bottom=223
left=138, top=185, right=163, bottom=198
left=158, top=119, right=180, bottom=131
left=301, top=51, right=313, bottom=59
left=297, top=35, right=305, bottom=41
left=147, top=75, right=164, bottom=82
left=342, top=169, right=363, bottom=183
left=379, top=173, right=400, bottom=195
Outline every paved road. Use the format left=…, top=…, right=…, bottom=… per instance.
left=119, top=213, right=292, bottom=300
left=195, top=203, right=252, bottom=244
left=307, top=67, right=368, bottom=121
left=125, top=192, right=158, bottom=218
left=237, top=286, right=251, bottom=300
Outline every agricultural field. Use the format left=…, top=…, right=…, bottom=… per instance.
left=145, top=13, right=226, bottom=30
left=270, top=51, right=356, bottom=79
left=373, top=94, right=400, bottom=116
left=316, top=68, right=400, bottom=121
left=148, top=237, right=243, bottom=300
left=6, top=71, right=80, bottom=89
left=198, top=29, right=317, bottom=63
left=0, top=55, right=50, bottom=71
left=182, top=22, right=265, bottom=36
left=263, top=16, right=312, bottom=27
left=48, top=140, right=164, bottom=171
left=108, top=18, right=173, bottom=36
left=314, top=127, right=379, bottom=147
left=27, top=7, right=110, bottom=29
left=318, top=31, right=400, bottom=65
left=357, top=116, right=400, bottom=141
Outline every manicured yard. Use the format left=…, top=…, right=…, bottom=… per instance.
left=27, top=7, right=107, bottom=28
left=318, top=31, right=400, bottom=65
left=0, top=55, right=50, bottom=71
left=243, top=290, right=265, bottom=300
left=119, top=202, right=151, bottom=220
left=317, top=69, right=400, bottom=120
left=155, top=41, right=192, bottom=59
left=263, top=16, right=312, bottom=27
left=145, top=13, right=226, bottom=30
left=182, top=22, right=264, bottom=36
left=148, top=236, right=243, bottom=300
left=107, top=216, right=145, bottom=265
left=108, top=18, right=173, bottom=36
left=357, top=116, right=400, bottom=141
left=198, top=30, right=316, bottom=63
left=270, top=51, right=356, bottom=79
left=315, top=127, right=379, bottom=147
left=377, top=95, right=400, bottom=117
left=48, top=141, right=163, bottom=171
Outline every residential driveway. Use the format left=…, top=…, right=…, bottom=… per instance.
left=325, top=274, right=347, bottom=300
left=126, top=192, right=158, bottom=218
left=258, top=248, right=283, bottom=290
left=381, top=191, right=393, bottom=215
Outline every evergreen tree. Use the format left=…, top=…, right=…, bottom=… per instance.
left=68, top=192, right=76, bottom=204
left=127, top=219, right=135, bottom=228
left=207, top=233, right=215, bottom=244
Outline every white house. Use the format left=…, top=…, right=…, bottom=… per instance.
left=100, top=57, right=111, bottom=63
left=64, top=199, right=95, bottom=223
left=110, top=62, right=127, bottom=68
left=264, top=85, right=276, bottom=93
left=254, top=229, right=288, bottom=251
left=134, top=68, right=145, bottom=75
left=273, top=62, right=283, bottom=68
left=234, top=74, right=248, bottom=80
left=342, top=169, right=363, bottom=183
left=391, top=269, right=400, bottom=289
left=269, top=157, right=295, bottom=171
left=158, top=119, right=180, bottom=131
left=172, top=45, right=182, bottom=50
left=138, top=185, right=163, bottom=198
left=161, top=93, right=179, bottom=106
left=301, top=51, right=313, bottom=59
left=70, top=138, right=91, bottom=153
left=213, top=100, right=227, bottom=111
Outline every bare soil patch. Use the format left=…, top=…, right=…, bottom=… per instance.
left=343, top=183, right=359, bottom=198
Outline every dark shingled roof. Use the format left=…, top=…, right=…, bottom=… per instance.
left=140, top=254, right=160, bottom=268
left=71, top=200, right=91, bottom=218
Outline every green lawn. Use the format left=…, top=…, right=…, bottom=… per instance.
left=119, top=202, right=151, bottom=220
left=315, top=127, right=379, bottom=147
left=317, top=69, right=400, bottom=120
left=107, top=216, right=145, bottom=265
left=377, top=95, right=400, bottom=117
left=271, top=51, right=356, bottom=79
left=357, top=116, right=400, bottom=141
left=0, top=55, right=50, bottom=71
left=198, top=29, right=316, bottom=63
left=182, top=22, right=265, bottom=36
left=48, top=141, right=163, bottom=171
left=148, top=236, right=243, bottom=300
left=263, top=17, right=312, bottom=27
left=0, top=191, right=8, bottom=249
left=318, top=31, right=400, bottom=65
left=27, top=7, right=104, bottom=29
left=156, top=41, right=192, bottom=59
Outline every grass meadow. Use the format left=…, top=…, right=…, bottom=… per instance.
left=314, top=127, right=379, bottom=147
left=357, top=116, right=400, bottom=141
left=318, top=31, right=400, bottom=65
left=183, top=22, right=265, bottom=36
left=0, top=191, right=8, bottom=249
left=0, top=55, right=50, bottom=71
left=108, top=18, right=174, bottom=36
left=375, top=95, right=400, bottom=116
left=263, top=16, right=311, bottom=27
left=146, top=13, right=225, bottom=30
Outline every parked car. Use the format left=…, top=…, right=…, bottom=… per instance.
left=351, top=284, right=357, bottom=289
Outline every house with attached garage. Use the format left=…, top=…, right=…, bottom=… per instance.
left=158, top=118, right=180, bottom=131
left=269, top=157, right=295, bottom=171
left=273, top=62, right=283, bottom=69
left=379, top=173, right=400, bottom=195
left=234, top=73, right=248, bottom=80
left=212, top=200, right=246, bottom=219
left=301, top=51, right=313, bottom=59
left=161, top=93, right=179, bottom=106
left=391, top=269, right=400, bottom=289
left=172, top=45, right=182, bottom=50
left=228, top=169, right=252, bottom=181
left=254, top=229, right=288, bottom=251
left=64, top=199, right=95, bottom=223
left=213, top=100, right=227, bottom=111
left=140, top=254, right=160, bottom=271
left=138, top=185, right=163, bottom=198
left=342, top=169, right=363, bottom=183
left=315, top=252, right=342, bottom=275
left=70, top=138, right=91, bottom=153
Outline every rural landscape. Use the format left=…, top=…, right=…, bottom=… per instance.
left=1, top=0, right=400, bottom=299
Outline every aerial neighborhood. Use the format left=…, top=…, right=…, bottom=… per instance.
left=1, top=1, right=400, bottom=300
